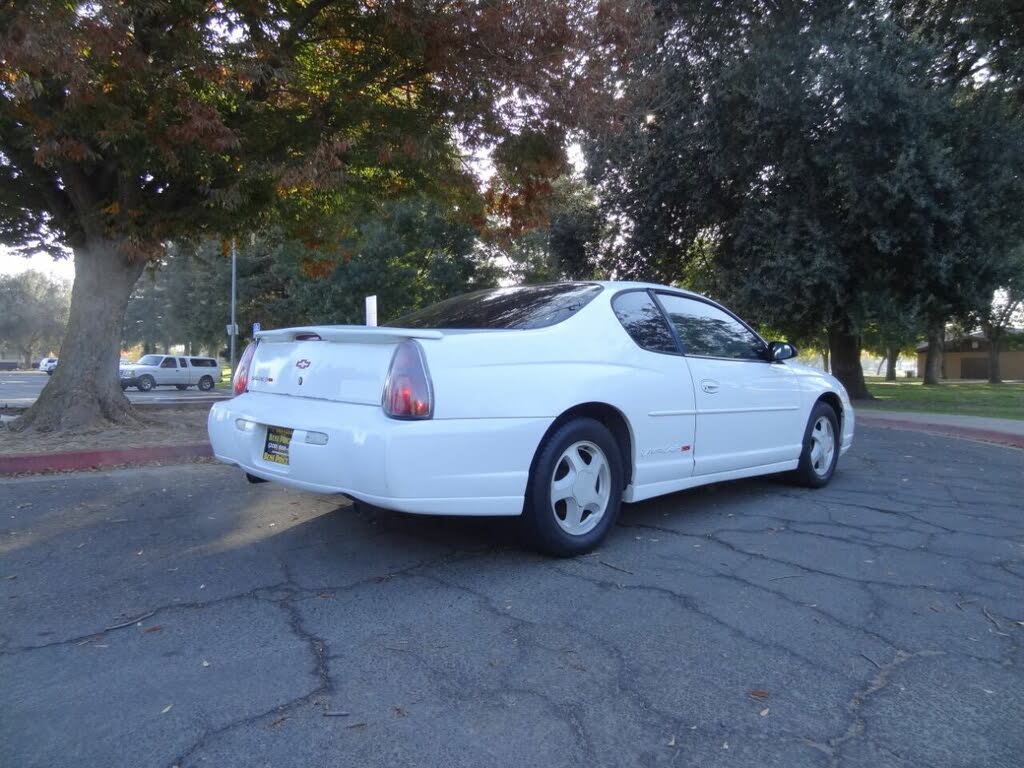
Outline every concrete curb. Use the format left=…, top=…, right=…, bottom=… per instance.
left=858, top=414, right=1024, bottom=449
left=0, top=442, right=213, bottom=475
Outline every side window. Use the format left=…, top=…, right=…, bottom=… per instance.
left=178, top=357, right=189, bottom=367
left=160, top=357, right=177, bottom=369
left=656, top=294, right=768, bottom=361
left=611, top=291, right=679, bottom=354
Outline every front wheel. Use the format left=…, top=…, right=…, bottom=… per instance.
left=791, top=401, right=840, bottom=488
left=198, top=375, right=215, bottom=392
left=136, top=375, right=155, bottom=392
left=521, top=418, right=624, bottom=557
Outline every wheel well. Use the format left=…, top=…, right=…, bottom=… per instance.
left=532, top=403, right=634, bottom=488
left=817, top=392, right=843, bottom=429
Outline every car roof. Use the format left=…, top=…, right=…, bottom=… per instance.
left=592, top=280, right=707, bottom=300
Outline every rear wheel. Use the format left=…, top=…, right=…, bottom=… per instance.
left=521, top=418, right=623, bottom=557
left=198, top=375, right=215, bottom=392
left=137, top=375, right=155, bottom=392
left=792, top=401, right=840, bottom=488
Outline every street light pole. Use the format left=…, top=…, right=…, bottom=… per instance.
left=229, top=237, right=237, bottom=373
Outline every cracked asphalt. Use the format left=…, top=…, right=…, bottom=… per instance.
left=1, top=426, right=1022, bottom=768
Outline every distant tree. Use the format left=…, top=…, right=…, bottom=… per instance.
left=968, top=248, right=1024, bottom=383
left=122, top=195, right=495, bottom=350
left=0, top=270, right=70, bottom=367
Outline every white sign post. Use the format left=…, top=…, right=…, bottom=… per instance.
left=365, top=295, right=378, bottom=327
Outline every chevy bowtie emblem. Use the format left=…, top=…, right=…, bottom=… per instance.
left=296, top=359, right=311, bottom=369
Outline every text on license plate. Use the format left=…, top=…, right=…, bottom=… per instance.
left=263, top=426, right=293, bottom=465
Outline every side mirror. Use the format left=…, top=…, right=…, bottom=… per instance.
left=768, top=341, right=798, bottom=362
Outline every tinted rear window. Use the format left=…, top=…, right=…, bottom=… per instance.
left=189, top=358, right=218, bottom=367
left=387, top=283, right=602, bottom=330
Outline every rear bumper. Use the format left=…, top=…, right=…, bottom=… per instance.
left=208, top=391, right=551, bottom=516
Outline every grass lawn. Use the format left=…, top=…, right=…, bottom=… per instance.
left=861, top=377, right=1024, bottom=420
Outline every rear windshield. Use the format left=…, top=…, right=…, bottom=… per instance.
left=189, top=358, right=218, bottom=367
left=388, top=283, right=602, bottom=330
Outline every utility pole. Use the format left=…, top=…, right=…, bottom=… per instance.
left=229, top=238, right=237, bottom=372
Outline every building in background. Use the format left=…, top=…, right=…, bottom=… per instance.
left=916, top=332, right=1024, bottom=380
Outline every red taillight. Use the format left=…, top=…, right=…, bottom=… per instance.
left=233, top=342, right=258, bottom=396
left=382, top=340, right=433, bottom=419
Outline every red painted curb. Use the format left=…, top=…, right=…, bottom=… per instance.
left=0, top=442, right=213, bottom=475
left=858, top=415, right=1024, bottom=449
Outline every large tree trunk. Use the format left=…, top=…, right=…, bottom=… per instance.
left=828, top=325, right=872, bottom=400
left=987, top=332, right=1002, bottom=384
left=10, top=240, right=147, bottom=432
left=923, top=320, right=944, bottom=386
left=885, top=345, right=898, bottom=382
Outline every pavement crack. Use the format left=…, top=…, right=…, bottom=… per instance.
left=805, top=649, right=945, bottom=767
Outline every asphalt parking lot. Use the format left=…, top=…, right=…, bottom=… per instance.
left=2, top=426, right=1022, bottom=768
left=0, top=371, right=229, bottom=407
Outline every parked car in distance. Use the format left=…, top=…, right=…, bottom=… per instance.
left=121, top=354, right=221, bottom=392
left=39, top=357, right=58, bottom=375
left=208, top=281, right=855, bottom=556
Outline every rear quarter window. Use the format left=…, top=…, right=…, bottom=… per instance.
left=387, top=283, right=602, bottom=330
left=612, top=291, right=680, bottom=354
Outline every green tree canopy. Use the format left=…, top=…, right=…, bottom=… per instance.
left=2, top=0, right=637, bottom=430
left=587, top=0, right=1024, bottom=398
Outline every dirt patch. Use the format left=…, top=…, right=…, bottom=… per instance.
left=0, top=407, right=210, bottom=456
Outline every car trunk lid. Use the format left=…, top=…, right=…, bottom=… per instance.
left=245, top=326, right=443, bottom=405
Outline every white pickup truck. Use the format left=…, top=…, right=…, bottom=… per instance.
left=120, top=354, right=221, bottom=392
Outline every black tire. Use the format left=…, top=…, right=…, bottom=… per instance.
left=175, top=384, right=189, bottom=391
left=198, top=375, right=215, bottom=392
left=137, top=375, right=155, bottom=392
left=791, top=401, right=840, bottom=488
left=521, top=417, right=624, bottom=557
left=121, top=383, right=128, bottom=391
left=46, top=370, right=53, bottom=376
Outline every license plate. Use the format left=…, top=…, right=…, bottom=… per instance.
left=263, top=426, right=293, bottom=465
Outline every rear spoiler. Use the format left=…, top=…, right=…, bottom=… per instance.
left=255, top=325, right=444, bottom=344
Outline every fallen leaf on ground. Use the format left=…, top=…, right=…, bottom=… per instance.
left=346, top=723, right=367, bottom=730
left=270, top=715, right=288, bottom=728
left=760, top=708, right=770, bottom=717
left=161, top=704, right=173, bottom=714
left=748, top=689, right=770, bottom=701
left=143, top=625, right=162, bottom=634
left=393, top=707, right=407, bottom=717
left=668, top=735, right=676, bottom=747
left=201, top=660, right=210, bottom=667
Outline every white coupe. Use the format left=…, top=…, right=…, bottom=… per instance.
left=208, top=282, right=854, bottom=555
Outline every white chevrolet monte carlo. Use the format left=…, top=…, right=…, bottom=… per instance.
left=208, top=282, right=854, bottom=555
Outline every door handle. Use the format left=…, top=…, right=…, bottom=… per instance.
left=700, top=379, right=720, bottom=394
